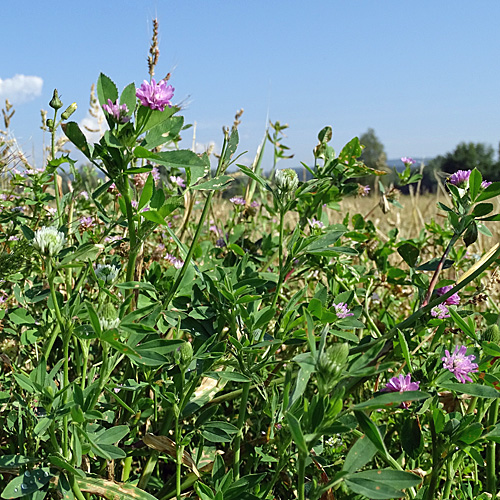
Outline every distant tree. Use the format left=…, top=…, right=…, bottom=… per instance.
left=358, top=128, right=388, bottom=190
left=431, top=142, right=498, bottom=181
left=359, top=128, right=387, bottom=171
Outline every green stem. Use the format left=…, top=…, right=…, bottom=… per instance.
left=175, top=416, right=183, bottom=500
left=487, top=398, right=499, bottom=493
left=164, top=135, right=229, bottom=309
left=271, top=210, right=285, bottom=310
left=50, top=110, right=62, bottom=221
left=233, top=381, right=251, bottom=480
left=62, top=329, right=71, bottom=460
left=442, top=459, right=454, bottom=499
left=297, top=451, right=306, bottom=500
left=426, top=418, right=443, bottom=500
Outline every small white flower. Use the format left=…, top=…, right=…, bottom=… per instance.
left=99, top=317, right=120, bottom=331
left=275, top=169, right=299, bottom=198
left=32, top=226, right=65, bottom=256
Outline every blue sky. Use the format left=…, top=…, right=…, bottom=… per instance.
left=2, top=1, right=500, bottom=170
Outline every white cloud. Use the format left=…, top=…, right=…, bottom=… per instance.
left=0, top=74, right=43, bottom=104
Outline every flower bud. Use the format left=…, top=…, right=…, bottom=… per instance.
left=61, top=102, right=77, bottom=120
left=275, top=168, right=299, bottom=203
left=49, top=89, right=63, bottom=110
left=46, top=118, right=54, bottom=130
left=94, top=263, right=120, bottom=284
left=482, top=324, right=500, bottom=344
left=99, top=303, right=120, bottom=331
left=316, top=343, right=349, bottom=395
left=179, top=341, right=193, bottom=366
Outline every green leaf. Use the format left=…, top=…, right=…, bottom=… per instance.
left=93, top=425, right=129, bottom=445
left=136, top=106, right=177, bottom=135
left=345, top=469, right=421, bottom=500
left=61, top=122, right=92, bottom=158
left=76, top=475, right=159, bottom=500
left=285, top=412, right=308, bottom=454
left=473, top=202, right=493, bottom=217
left=0, top=455, right=36, bottom=468
left=439, top=382, right=500, bottom=398
left=142, top=116, right=184, bottom=149
left=352, top=391, right=431, bottom=411
left=86, top=302, right=102, bottom=336
left=469, top=168, right=482, bottom=200
left=354, top=411, right=388, bottom=457
left=1, top=467, right=52, bottom=499
left=416, top=258, right=454, bottom=271
left=457, top=422, right=483, bottom=444
left=397, top=242, right=419, bottom=268
left=400, top=417, right=423, bottom=459
left=476, top=182, right=500, bottom=202
left=397, top=330, right=412, bottom=372
left=119, top=82, right=137, bottom=117
left=60, top=242, right=102, bottom=266
left=342, top=434, right=378, bottom=472
left=48, top=454, right=86, bottom=478
left=448, top=307, right=479, bottom=342
left=138, top=174, right=153, bottom=211
left=191, top=175, right=233, bottom=191
left=97, top=73, right=119, bottom=107
left=116, top=281, right=157, bottom=292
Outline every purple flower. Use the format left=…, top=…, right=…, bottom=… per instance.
left=401, top=157, right=415, bottom=166
left=436, top=285, right=460, bottom=305
left=79, top=216, right=95, bottom=230
left=164, top=253, right=184, bottom=269
left=102, top=99, right=131, bottom=123
left=136, top=79, right=174, bottom=111
left=482, top=180, right=492, bottom=189
left=431, top=303, right=450, bottom=319
left=333, top=302, right=354, bottom=319
left=230, top=196, right=246, bottom=206
left=80, top=190, right=89, bottom=200
left=442, top=345, right=478, bottom=383
left=215, top=238, right=226, bottom=248
left=448, top=170, right=471, bottom=188
left=359, top=184, right=370, bottom=197
left=382, top=373, right=420, bottom=393
left=307, top=217, right=324, bottom=229
left=251, top=201, right=260, bottom=208
left=131, top=200, right=139, bottom=209
left=170, top=176, right=185, bottom=188
left=152, top=167, right=161, bottom=183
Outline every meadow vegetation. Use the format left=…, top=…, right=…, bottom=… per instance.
left=2, top=24, right=500, bottom=500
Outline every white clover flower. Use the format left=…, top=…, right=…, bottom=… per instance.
left=94, top=263, right=120, bottom=284
left=275, top=168, right=299, bottom=198
left=32, top=226, right=65, bottom=257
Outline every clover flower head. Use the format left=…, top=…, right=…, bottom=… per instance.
left=79, top=216, right=95, bottom=230
left=215, top=238, right=226, bottom=248
left=102, top=99, right=131, bottom=123
left=448, top=170, right=471, bottom=188
left=99, top=317, right=120, bottom=331
left=382, top=373, right=420, bottom=393
left=333, top=302, right=354, bottom=319
left=136, top=79, right=174, bottom=111
left=165, top=253, right=184, bottom=269
left=358, top=184, right=370, bottom=197
left=170, top=176, right=185, bottom=188
left=442, top=345, right=478, bottom=383
left=79, top=190, right=89, bottom=200
left=32, top=226, right=65, bottom=257
left=251, top=200, right=260, bottom=208
left=401, top=157, right=415, bottom=167
left=431, top=303, right=450, bottom=319
left=307, top=217, right=324, bottom=229
left=436, top=285, right=460, bottom=305
left=94, top=263, right=120, bottom=284
left=230, top=196, right=246, bottom=206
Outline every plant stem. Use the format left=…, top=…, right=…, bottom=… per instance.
left=297, top=451, right=306, bottom=500
left=233, top=381, right=251, bottom=480
left=271, top=209, right=285, bottom=310
left=487, top=398, right=499, bottom=493
left=426, top=418, right=443, bottom=500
